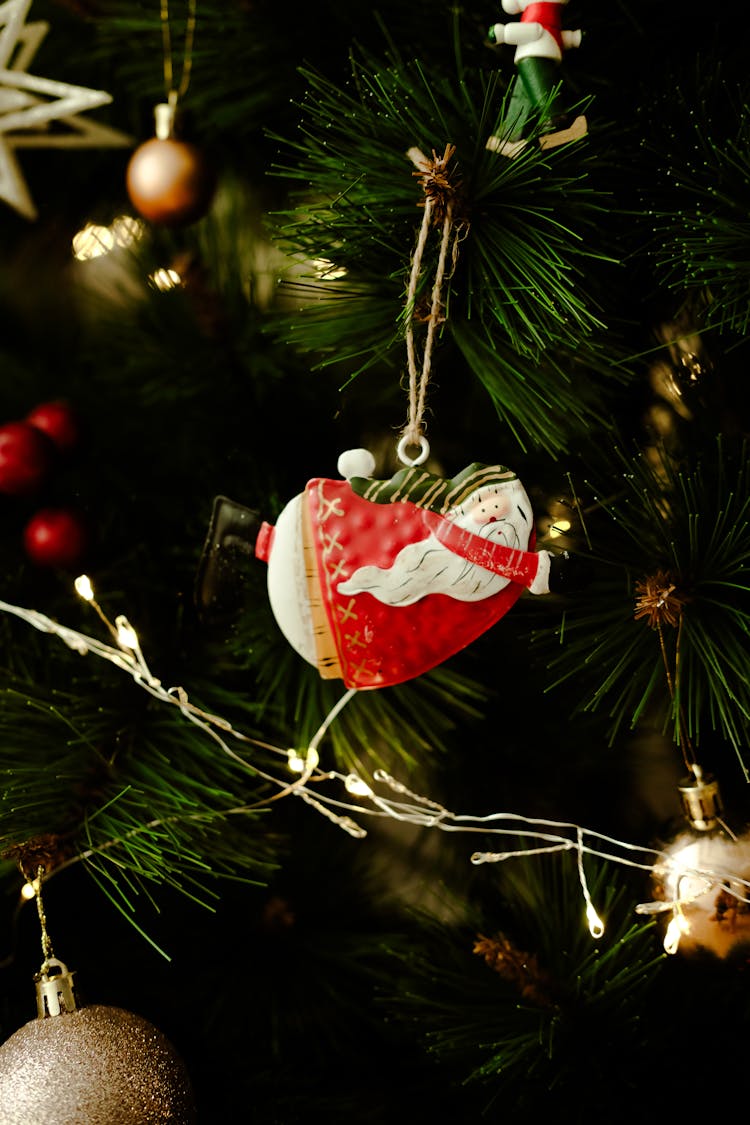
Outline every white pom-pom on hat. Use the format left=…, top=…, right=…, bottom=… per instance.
left=337, top=448, right=376, bottom=480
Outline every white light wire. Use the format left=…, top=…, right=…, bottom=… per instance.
left=3, top=588, right=750, bottom=939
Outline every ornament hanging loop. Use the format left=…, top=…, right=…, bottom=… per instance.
left=397, top=433, right=430, bottom=467
left=160, top=0, right=197, bottom=110
left=400, top=143, right=463, bottom=462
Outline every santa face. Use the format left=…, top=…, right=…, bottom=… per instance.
left=337, top=478, right=534, bottom=607
left=457, top=479, right=530, bottom=549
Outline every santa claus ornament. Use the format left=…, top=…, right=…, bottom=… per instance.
left=254, top=449, right=572, bottom=690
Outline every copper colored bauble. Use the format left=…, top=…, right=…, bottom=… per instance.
left=0, top=960, right=197, bottom=1124
left=126, top=125, right=215, bottom=227
left=23, top=507, right=89, bottom=569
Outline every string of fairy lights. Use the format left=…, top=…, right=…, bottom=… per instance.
left=3, top=577, right=749, bottom=956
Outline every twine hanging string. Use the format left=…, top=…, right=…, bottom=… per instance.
left=160, top=0, right=197, bottom=112
left=400, top=143, right=466, bottom=465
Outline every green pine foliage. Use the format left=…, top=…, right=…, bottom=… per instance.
left=268, top=16, right=631, bottom=453
left=641, top=62, right=750, bottom=339
left=0, top=611, right=279, bottom=954
left=1, top=2, right=750, bottom=1121
left=534, top=437, right=750, bottom=773
left=383, top=855, right=663, bottom=1121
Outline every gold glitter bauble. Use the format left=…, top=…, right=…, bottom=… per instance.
left=0, top=1004, right=197, bottom=1124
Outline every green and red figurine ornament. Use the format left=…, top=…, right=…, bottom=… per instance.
left=486, top=0, right=588, bottom=157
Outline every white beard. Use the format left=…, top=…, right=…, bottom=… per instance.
left=337, top=509, right=527, bottom=607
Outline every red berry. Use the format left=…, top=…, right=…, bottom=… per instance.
left=25, top=400, right=80, bottom=454
left=0, top=421, right=54, bottom=496
left=23, top=508, right=89, bottom=569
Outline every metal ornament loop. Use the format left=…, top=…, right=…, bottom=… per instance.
left=396, top=434, right=430, bottom=467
